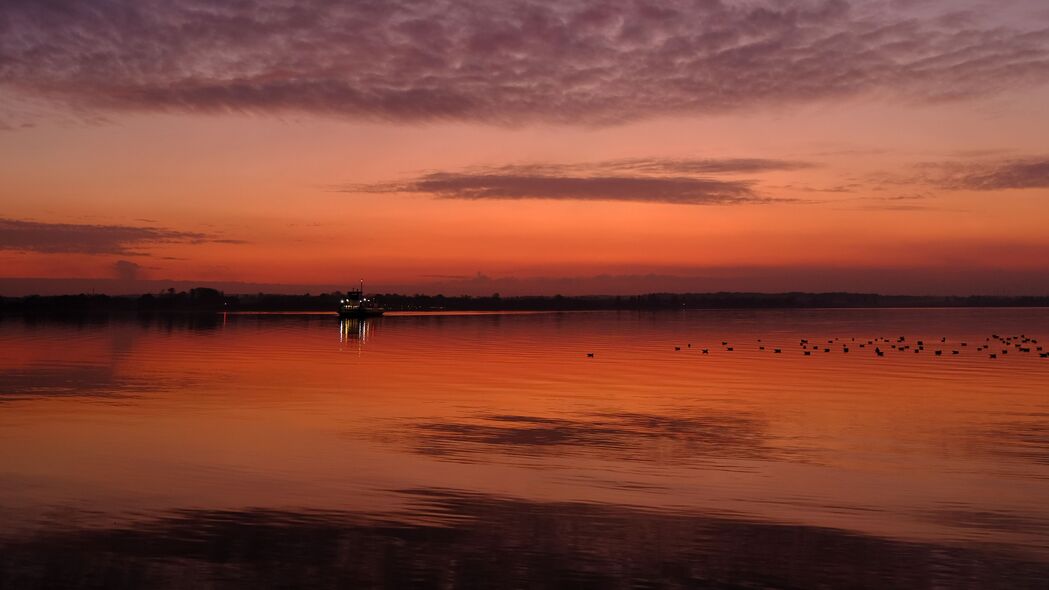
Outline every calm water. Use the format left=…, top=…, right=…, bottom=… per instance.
left=1, top=309, right=1048, bottom=589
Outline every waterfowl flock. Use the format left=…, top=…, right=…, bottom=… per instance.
left=584, top=333, right=1046, bottom=359
left=647, top=333, right=1046, bottom=359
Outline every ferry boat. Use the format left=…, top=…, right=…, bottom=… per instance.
left=338, top=281, right=384, bottom=318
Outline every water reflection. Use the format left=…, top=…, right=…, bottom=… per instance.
left=0, top=363, right=152, bottom=401
left=338, top=317, right=373, bottom=346
left=0, top=320, right=190, bottom=401
left=979, top=420, right=1049, bottom=468
left=2, top=490, right=1048, bottom=589
left=0, top=310, right=1047, bottom=588
left=407, top=411, right=787, bottom=465
left=9, top=312, right=224, bottom=332
left=923, top=507, right=1049, bottom=539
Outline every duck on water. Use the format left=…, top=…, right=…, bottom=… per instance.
left=338, top=281, right=384, bottom=318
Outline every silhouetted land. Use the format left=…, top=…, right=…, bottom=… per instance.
left=2, top=288, right=1049, bottom=316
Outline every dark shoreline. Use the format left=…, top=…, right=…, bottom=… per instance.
left=3, top=289, right=1049, bottom=315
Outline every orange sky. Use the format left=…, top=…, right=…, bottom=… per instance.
left=2, top=0, right=1049, bottom=295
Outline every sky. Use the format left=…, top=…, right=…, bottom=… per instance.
left=1, top=0, right=1049, bottom=296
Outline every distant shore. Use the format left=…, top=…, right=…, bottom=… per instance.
left=2, top=288, right=1049, bottom=315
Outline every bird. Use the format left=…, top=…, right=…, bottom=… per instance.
left=726, top=347, right=734, bottom=351
left=990, top=353, right=998, bottom=359
left=675, top=346, right=681, bottom=351
left=774, top=348, right=782, bottom=353
left=934, top=350, right=942, bottom=356
left=804, top=351, right=811, bottom=356
left=702, top=349, right=709, bottom=354
left=586, top=353, right=594, bottom=358
left=952, top=350, right=959, bottom=355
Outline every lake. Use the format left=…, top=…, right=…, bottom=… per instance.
left=1, top=309, right=1048, bottom=588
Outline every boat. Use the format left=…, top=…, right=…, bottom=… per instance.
left=338, top=281, right=384, bottom=318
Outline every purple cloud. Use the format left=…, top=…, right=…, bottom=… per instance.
left=348, top=159, right=802, bottom=205
left=497, top=158, right=814, bottom=176
left=2, top=0, right=1048, bottom=125
left=932, top=157, right=1049, bottom=190
left=365, top=173, right=760, bottom=205
left=112, top=259, right=144, bottom=280
left=0, top=217, right=237, bottom=255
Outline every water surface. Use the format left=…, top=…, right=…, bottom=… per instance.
left=1, top=309, right=1048, bottom=588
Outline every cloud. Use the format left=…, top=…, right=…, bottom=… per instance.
left=0, top=217, right=234, bottom=255
left=767, top=182, right=859, bottom=194
left=113, top=259, right=143, bottom=280
left=845, top=191, right=940, bottom=210
left=930, top=157, right=1049, bottom=190
left=576, top=158, right=813, bottom=175
left=360, top=173, right=763, bottom=205
left=348, top=159, right=801, bottom=205
left=2, top=0, right=1048, bottom=125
